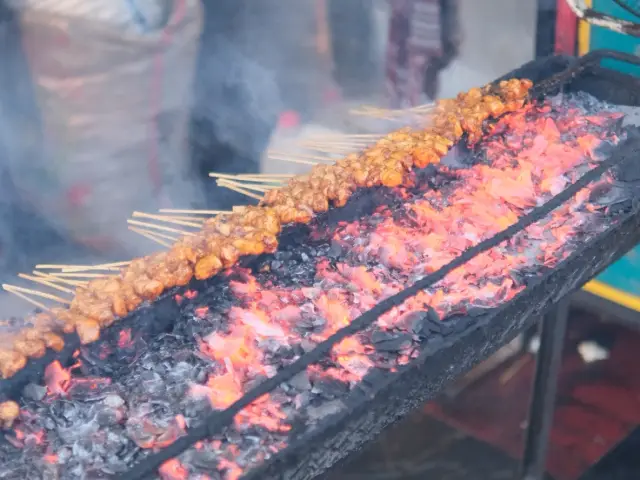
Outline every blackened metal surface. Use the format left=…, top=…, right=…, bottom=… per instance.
left=520, top=301, right=569, bottom=480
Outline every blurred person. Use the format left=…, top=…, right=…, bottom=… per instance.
left=327, top=0, right=378, bottom=99
left=0, top=0, right=289, bottom=276
left=192, top=0, right=332, bottom=209
left=386, top=0, right=461, bottom=107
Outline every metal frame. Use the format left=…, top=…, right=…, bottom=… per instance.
left=520, top=300, right=570, bottom=480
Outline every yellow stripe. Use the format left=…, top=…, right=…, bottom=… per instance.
left=582, top=280, right=640, bottom=312
left=578, top=0, right=592, bottom=55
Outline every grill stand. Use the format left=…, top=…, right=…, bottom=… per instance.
left=520, top=300, right=570, bottom=480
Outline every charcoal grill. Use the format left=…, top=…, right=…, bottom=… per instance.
left=2, top=49, right=640, bottom=480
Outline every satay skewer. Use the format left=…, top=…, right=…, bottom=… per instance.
left=236, top=173, right=295, bottom=178
left=302, top=144, right=358, bottom=154
left=268, top=150, right=336, bottom=162
left=2, top=287, right=50, bottom=311
left=208, top=173, right=285, bottom=186
left=266, top=154, right=324, bottom=166
left=127, top=219, right=194, bottom=236
left=128, top=227, right=173, bottom=248
left=52, top=273, right=118, bottom=279
left=17, top=273, right=76, bottom=295
left=153, top=215, right=205, bottom=223
left=2, top=284, right=71, bottom=305
left=32, top=272, right=87, bottom=288
left=216, top=181, right=264, bottom=201
left=301, top=140, right=371, bottom=148
left=130, top=227, right=178, bottom=242
left=307, top=133, right=383, bottom=138
left=216, top=179, right=274, bottom=193
left=36, top=261, right=131, bottom=273
left=132, top=212, right=202, bottom=229
left=159, top=209, right=233, bottom=216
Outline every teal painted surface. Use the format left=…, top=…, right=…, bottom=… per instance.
left=595, top=247, right=640, bottom=296
left=589, top=1, right=640, bottom=297
left=591, top=0, right=640, bottom=75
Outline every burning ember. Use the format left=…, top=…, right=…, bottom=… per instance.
left=0, top=94, right=635, bottom=479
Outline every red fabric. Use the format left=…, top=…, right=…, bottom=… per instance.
left=555, top=0, right=577, bottom=55
left=386, top=0, right=443, bottom=108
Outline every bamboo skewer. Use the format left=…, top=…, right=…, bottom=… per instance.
left=217, top=179, right=274, bottom=193
left=208, top=174, right=285, bottom=186
left=302, top=145, right=356, bottom=154
left=36, top=261, right=130, bottom=272
left=132, top=211, right=202, bottom=229
left=153, top=215, right=205, bottom=223
left=2, top=284, right=71, bottom=305
left=159, top=209, right=232, bottom=216
left=17, top=273, right=75, bottom=295
left=52, top=273, right=118, bottom=279
left=268, top=150, right=336, bottom=162
left=127, top=219, right=194, bottom=236
left=350, top=103, right=434, bottom=118
left=130, top=227, right=178, bottom=242
left=128, top=227, right=173, bottom=248
left=216, top=181, right=264, bottom=201
left=2, top=287, right=50, bottom=312
left=32, top=271, right=87, bottom=288
left=302, top=140, right=370, bottom=148
left=236, top=173, right=294, bottom=179
left=308, top=133, right=383, bottom=139
left=266, top=154, right=325, bottom=166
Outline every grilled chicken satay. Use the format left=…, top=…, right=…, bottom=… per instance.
left=0, top=79, right=532, bottom=380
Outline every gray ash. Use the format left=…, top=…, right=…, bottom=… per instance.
left=0, top=94, right=637, bottom=480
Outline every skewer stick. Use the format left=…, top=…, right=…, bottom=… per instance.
left=223, top=177, right=285, bottom=185
left=2, top=287, right=50, bottom=312
left=53, top=273, right=118, bottom=278
left=217, top=179, right=274, bottom=193
left=309, top=133, right=383, bottom=139
left=302, top=140, right=370, bottom=148
left=17, top=273, right=75, bottom=295
left=236, top=173, right=294, bottom=178
left=128, top=227, right=173, bottom=248
left=209, top=172, right=292, bottom=183
left=207, top=172, right=247, bottom=181
left=32, top=271, right=87, bottom=287
left=216, top=181, right=264, bottom=200
left=36, top=261, right=130, bottom=272
left=269, top=150, right=336, bottom=162
left=159, top=209, right=232, bottom=216
left=129, top=227, right=178, bottom=242
left=132, top=211, right=202, bottom=228
left=266, top=155, right=320, bottom=166
left=209, top=174, right=285, bottom=186
left=2, top=284, right=71, bottom=305
left=127, top=219, right=194, bottom=236
left=302, top=144, right=356, bottom=154
left=154, top=215, right=205, bottom=222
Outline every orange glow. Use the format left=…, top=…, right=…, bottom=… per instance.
left=118, top=328, right=134, bottom=348
left=181, top=102, right=621, bottom=461
left=43, top=361, right=72, bottom=396
left=159, top=459, right=189, bottom=480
